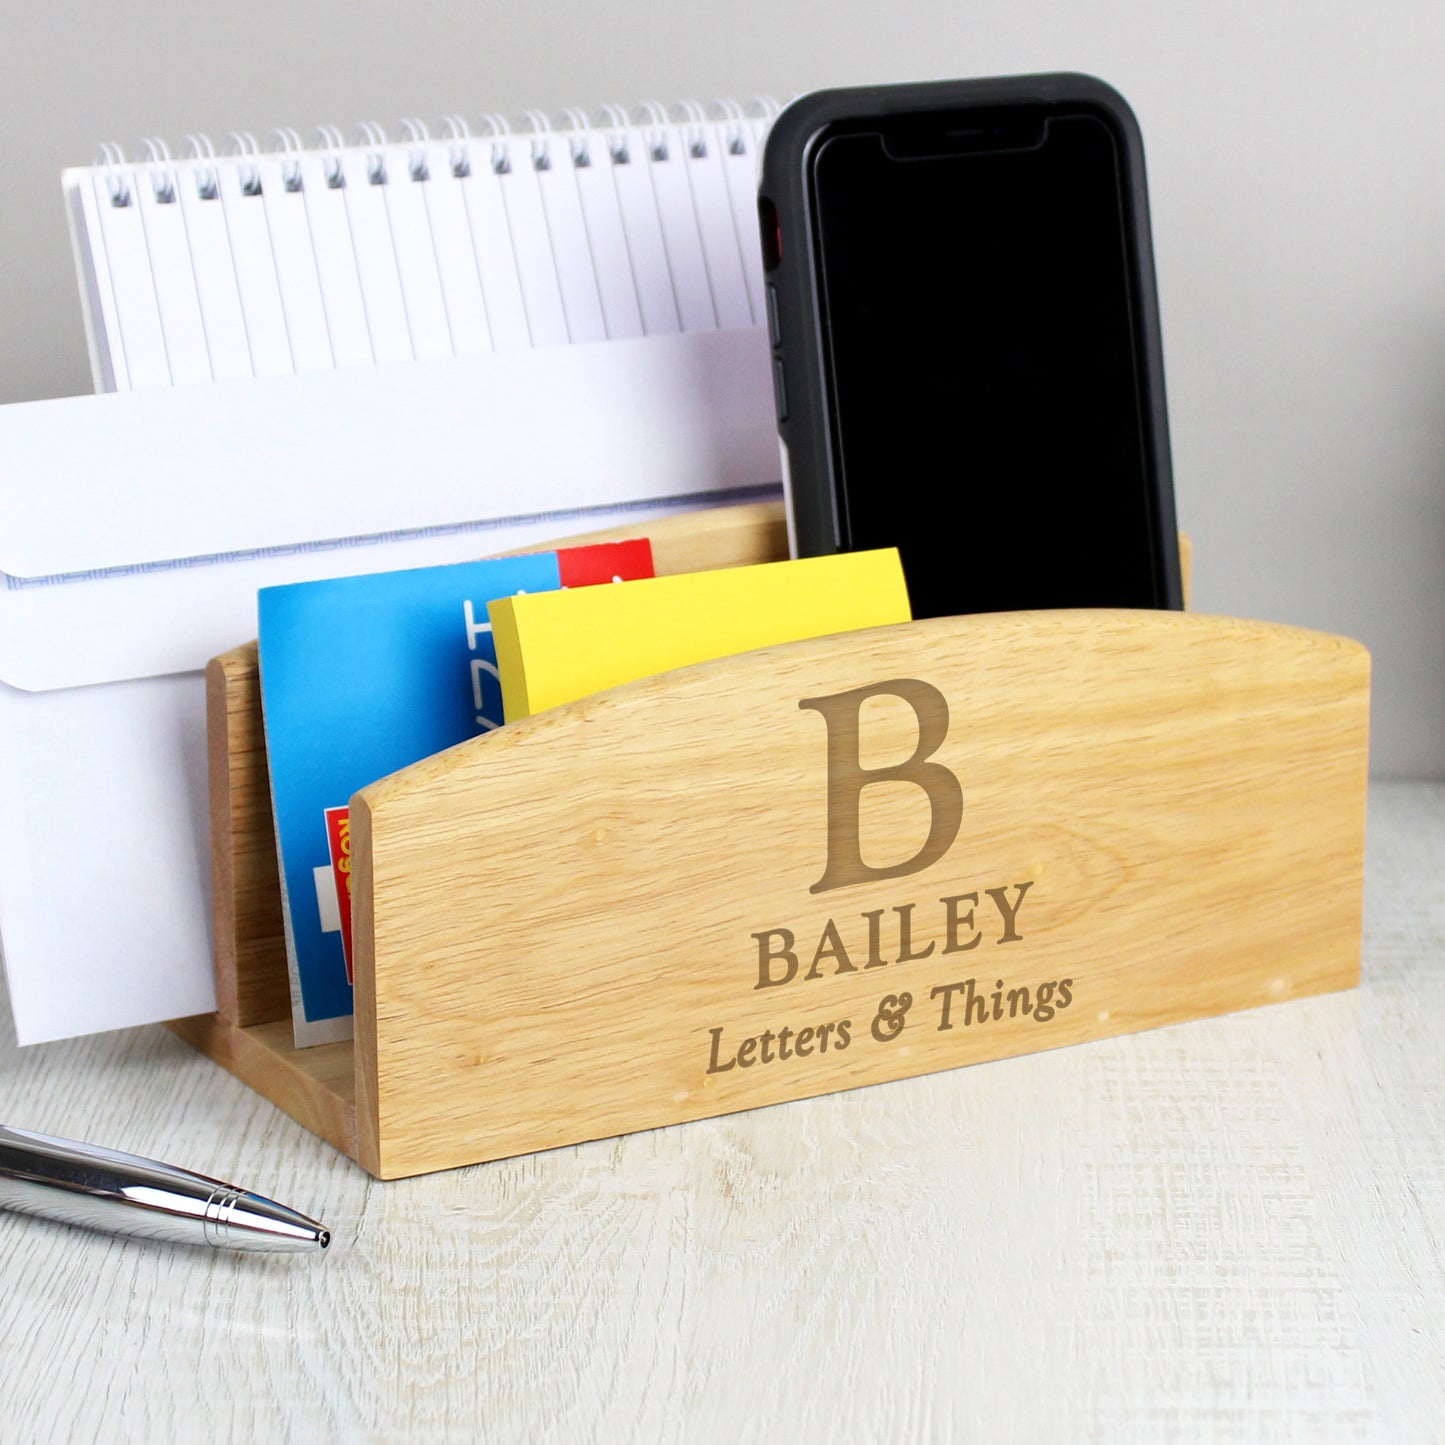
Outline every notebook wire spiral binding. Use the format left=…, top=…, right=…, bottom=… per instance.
left=63, top=98, right=784, bottom=393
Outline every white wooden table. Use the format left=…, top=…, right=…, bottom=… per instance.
left=1, top=782, right=1441, bottom=1442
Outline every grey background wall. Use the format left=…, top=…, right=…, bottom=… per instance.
left=2, top=0, right=1441, bottom=776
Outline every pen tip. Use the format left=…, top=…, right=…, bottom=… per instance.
left=317, top=1228, right=331, bottom=1250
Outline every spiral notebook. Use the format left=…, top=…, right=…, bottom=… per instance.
left=62, top=98, right=780, bottom=392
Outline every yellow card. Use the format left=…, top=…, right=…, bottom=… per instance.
left=489, top=548, right=911, bottom=720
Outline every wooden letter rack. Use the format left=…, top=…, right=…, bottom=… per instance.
left=172, top=502, right=1371, bottom=1179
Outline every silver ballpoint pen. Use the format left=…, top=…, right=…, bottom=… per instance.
left=0, top=1124, right=330, bottom=1253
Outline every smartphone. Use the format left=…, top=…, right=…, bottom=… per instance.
left=758, top=73, right=1183, bottom=618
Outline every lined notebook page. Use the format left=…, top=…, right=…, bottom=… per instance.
left=62, top=99, right=781, bottom=393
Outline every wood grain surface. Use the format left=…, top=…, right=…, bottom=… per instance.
left=0, top=782, right=1439, bottom=1443
left=206, top=644, right=290, bottom=1027
left=351, top=607, right=1367, bottom=1176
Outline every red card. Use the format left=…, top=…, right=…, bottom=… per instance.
left=556, top=538, right=654, bottom=588
left=323, top=806, right=355, bottom=984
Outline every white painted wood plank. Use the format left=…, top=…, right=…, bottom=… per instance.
left=0, top=781, right=1441, bottom=1442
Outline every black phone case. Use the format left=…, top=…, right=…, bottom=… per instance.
left=758, top=72, right=1183, bottom=610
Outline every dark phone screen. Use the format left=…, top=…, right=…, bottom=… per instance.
left=811, top=109, right=1170, bottom=618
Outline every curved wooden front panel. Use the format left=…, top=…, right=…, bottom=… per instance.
left=350, top=609, right=1369, bottom=1178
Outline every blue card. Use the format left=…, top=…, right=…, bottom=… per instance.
left=258, top=551, right=565, bottom=1046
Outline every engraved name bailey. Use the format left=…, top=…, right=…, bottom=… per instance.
left=705, top=679, right=1073, bottom=1074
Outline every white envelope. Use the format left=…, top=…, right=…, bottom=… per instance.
left=0, top=326, right=778, bottom=1044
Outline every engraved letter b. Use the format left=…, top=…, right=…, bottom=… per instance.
left=799, top=679, right=962, bottom=895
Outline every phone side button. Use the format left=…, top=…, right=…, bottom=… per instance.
left=766, top=283, right=782, bottom=348
left=772, top=358, right=788, bottom=423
